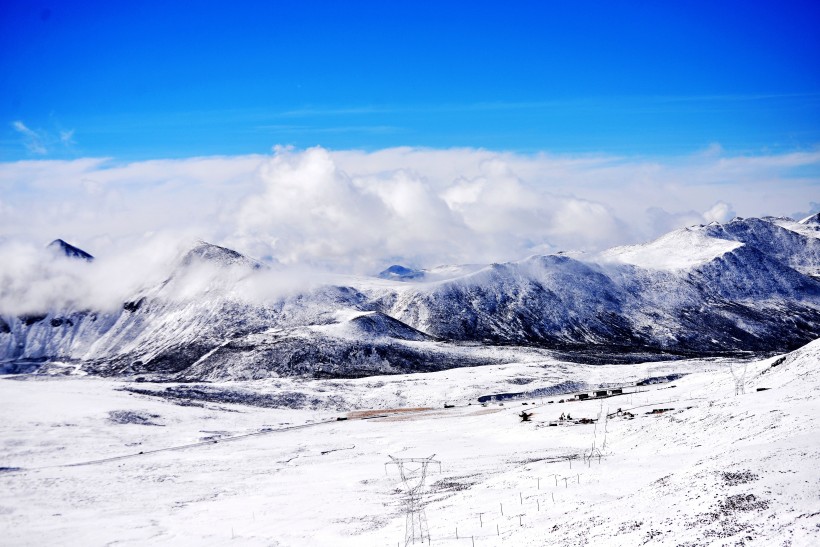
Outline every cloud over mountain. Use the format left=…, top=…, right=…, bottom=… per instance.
left=0, top=145, right=817, bottom=282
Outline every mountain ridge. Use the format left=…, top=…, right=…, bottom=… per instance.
left=3, top=216, right=819, bottom=379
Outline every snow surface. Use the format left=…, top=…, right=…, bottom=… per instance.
left=2, top=340, right=819, bottom=546
left=597, top=228, right=743, bottom=270
left=772, top=216, right=820, bottom=241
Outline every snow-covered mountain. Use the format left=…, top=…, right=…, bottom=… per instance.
left=1, top=216, right=819, bottom=379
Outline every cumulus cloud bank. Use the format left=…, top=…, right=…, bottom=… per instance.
left=0, top=145, right=818, bottom=312
left=228, top=147, right=628, bottom=270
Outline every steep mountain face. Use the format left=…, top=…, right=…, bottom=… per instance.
left=702, top=217, right=820, bottom=277
left=377, top=256, right=641, bottom=348
left=2, top=217, right=819, bottom=379
left=377, top=235, right=819, bottom=353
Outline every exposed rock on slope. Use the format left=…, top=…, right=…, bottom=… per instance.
left=2, top=217, right=819, bottom=379
left=47, top=239, right=94, bottom=261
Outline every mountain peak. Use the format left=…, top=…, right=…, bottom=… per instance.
left=377, top=264, right=424, bottom=281
left=47, top=239, right=94, bottom=261
left=180, top=241, right=262, bottom=270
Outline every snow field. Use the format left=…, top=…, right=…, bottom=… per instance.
left=1, top=340, right=818, bottom=545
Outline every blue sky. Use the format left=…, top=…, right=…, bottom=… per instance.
left=2, top=0, right=820, bottom=159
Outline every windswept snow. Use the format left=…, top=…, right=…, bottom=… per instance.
left=597, top=228, right=743, bottom=270
left=772, top=215, right=820, bottom=241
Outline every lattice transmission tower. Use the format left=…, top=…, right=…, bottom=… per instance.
left=385, top=454, right=441, bottom=546
left=730, top=362, right=748, bottom=395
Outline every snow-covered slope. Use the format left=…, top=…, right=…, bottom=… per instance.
left=703, top=216, right=820, bottom=276
left=2, top=216, right=819, bottom=379
left=1, top=340, right=818, bottom=545
left=598, top=227, right=743, bottom=270
left=376, top=220, right=820, bottom=353
left=770, top=212, right=820, bottom=244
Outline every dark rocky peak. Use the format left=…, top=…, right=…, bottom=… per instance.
left=347, top=312, right=433, bottom=341
left=47, top=239, right=94, bottom=261
left=378, top=264, right=424, bottom=281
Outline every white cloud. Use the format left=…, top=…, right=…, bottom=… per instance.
left=646, top=200, right=738, bottom=235
left=703, top=201, right=735, bottom=223
left=0, top=234, right=328, bottom=316
left=0, top=144, right=817, bottom=312
left=226, top=147, right=635, bottom=270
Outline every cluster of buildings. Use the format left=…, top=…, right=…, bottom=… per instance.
left=573, top=387, right=624, bottom=401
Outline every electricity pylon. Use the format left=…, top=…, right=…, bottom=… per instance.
left=386, top=455, right=441, bottom=546
left=730, top=362, right=747, bottom=395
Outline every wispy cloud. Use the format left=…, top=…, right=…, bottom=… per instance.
left=59, top=129, right=76, bottom=145
left=256, top=124, right=401, bottom=135
left=11, top=120, right=77, bottom=156
left=12, top=121, right=48, bottom=155
left=264, top=93, right=820, bottom=119
left=275, top=106, right=395, bottom=118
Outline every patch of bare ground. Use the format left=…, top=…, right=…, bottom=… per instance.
left=687, top=493, right=770, bottom=543
left=346, top=407, right=433, bottom=419
left=370, top=406, right=505, bottom=422
left=465, top=407, right=503, bottom=416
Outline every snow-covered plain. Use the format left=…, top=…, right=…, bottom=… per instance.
left=2, top=339, right=818, bottom=546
